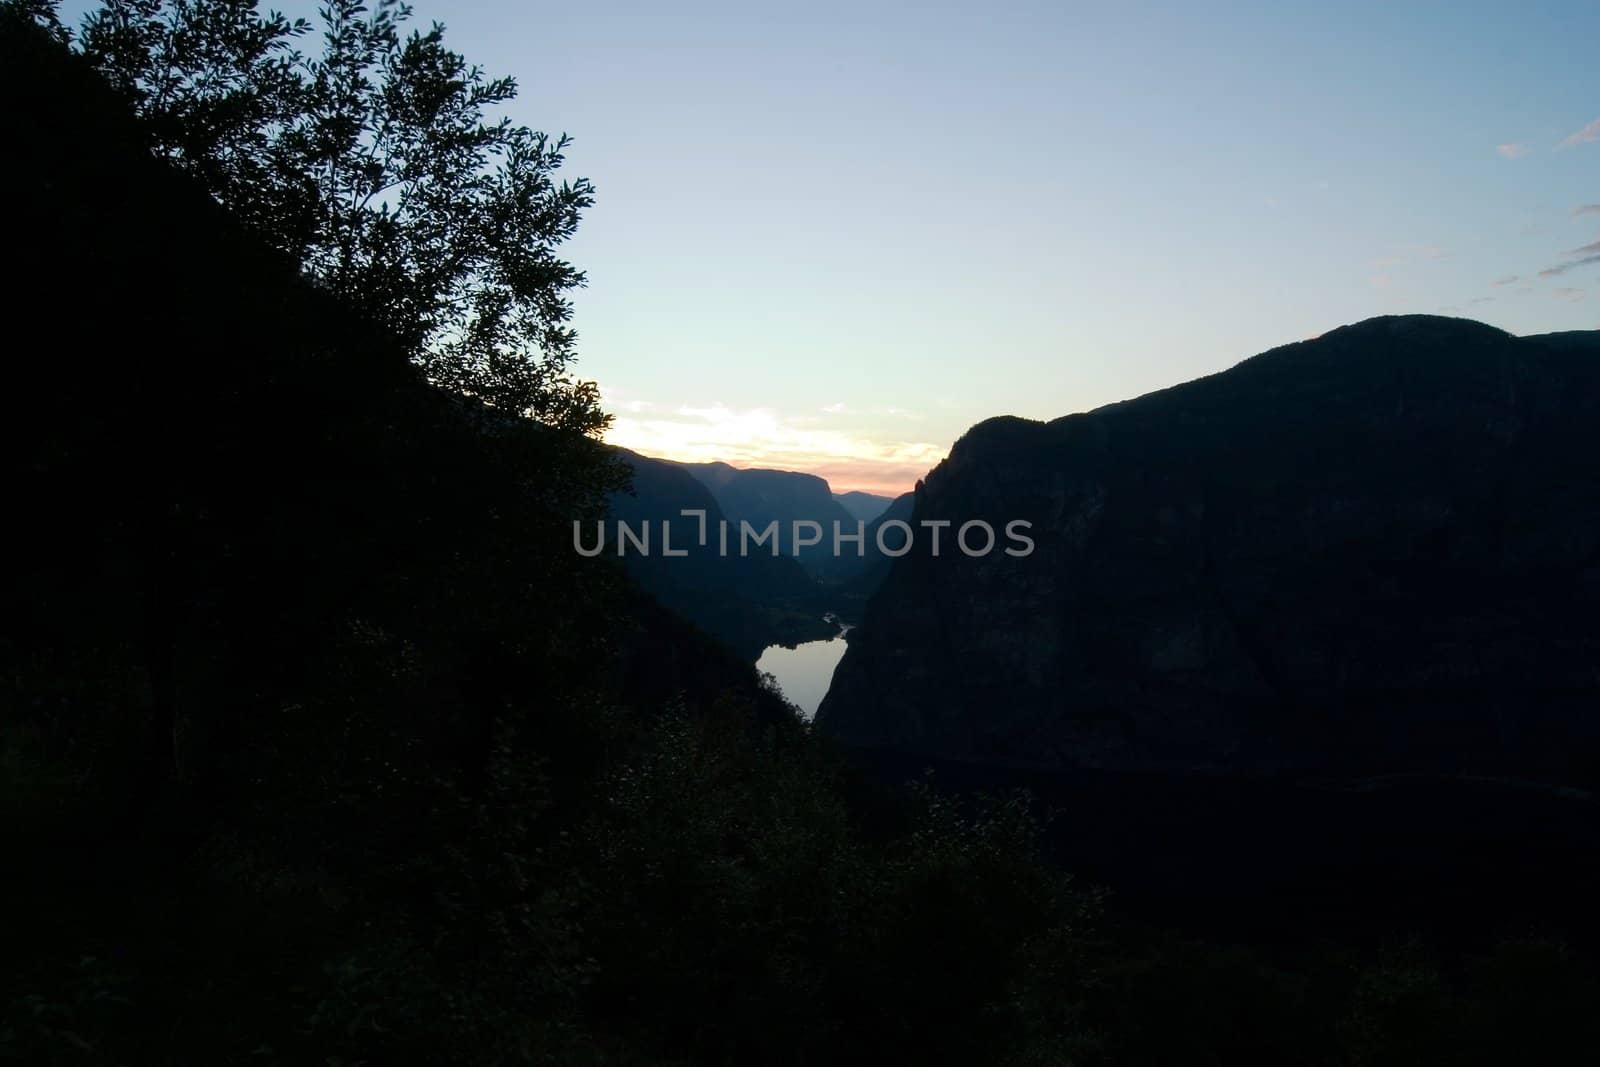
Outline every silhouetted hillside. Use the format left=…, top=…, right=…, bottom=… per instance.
left=0, top=17, right=1103, bottom=1064
left=823, top=315, right=1600, bottom=786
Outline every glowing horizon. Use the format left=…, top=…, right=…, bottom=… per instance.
left=602, top=394, right=944, bottom=496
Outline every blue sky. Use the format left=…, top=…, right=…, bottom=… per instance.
left=65, top=1, right=1600, bottom=491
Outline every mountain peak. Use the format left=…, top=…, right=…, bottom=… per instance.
left=822, top=319, right=1600, bottom=782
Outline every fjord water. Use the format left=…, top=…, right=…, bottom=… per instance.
left=755, top=618, right=850, bottom=720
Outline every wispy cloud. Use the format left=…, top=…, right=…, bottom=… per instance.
left=1492, top=275, right=1520, bottom=286
left=1469, top=296, right=1494, bottom=305
left=1575, top=205, right=1600, bottom=217
left=1535, top=231, right=1600, bottom=278
left=1552, top=287, right=1586, bottom=301
left=1496, top=142, right=1528, bottom=159
left=598, top=387, right=663, bottom=415
left=1539, top=254, right=1600, bottom=278
left=604, top=401, right=944, bottom=494
left=1558, top=118, right=1600, bottom=148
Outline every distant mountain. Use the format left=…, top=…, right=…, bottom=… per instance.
left=834, top=490, right=895, bottom=523
left=827, top=490, right=917, bottom=615
left=864, top=489, right=915, bottom=542
left=820, top=316, right=1600, bottom=786
left=604, top=456, right=919, bottom=642
left=676, top=461, right=861, bottom=578
left=606, top=451, right=835, bottom=657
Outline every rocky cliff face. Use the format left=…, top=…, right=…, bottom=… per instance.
left=817, top=317, right=1600, bottom=784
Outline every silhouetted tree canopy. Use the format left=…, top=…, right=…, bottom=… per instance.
left=36, top=0, right=605, bottom=431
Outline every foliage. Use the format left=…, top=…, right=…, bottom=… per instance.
left=39, top=0, right=604, bottom=428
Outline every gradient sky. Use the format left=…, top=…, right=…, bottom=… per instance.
left=67, top=0, right=1600, bottom=492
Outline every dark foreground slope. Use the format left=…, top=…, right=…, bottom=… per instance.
left=821, top=316, right=1600, bottom=784
left=0, top=19, right=1099, bottom=1066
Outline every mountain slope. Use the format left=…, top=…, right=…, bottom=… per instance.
left=826, top=489, right=918, bottom=616
left=819, top=316, right=1600, bottom=784
left=677, top=461, right=860, bottom=576
left=608, top=451, right=835, bottom=656
left=834, top=490, right=896, bottom=523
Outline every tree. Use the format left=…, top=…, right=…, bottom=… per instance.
left=35, top=0, right=606, bottom=433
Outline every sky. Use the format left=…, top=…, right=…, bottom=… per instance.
left=65, top=0, right=1600, bottom=493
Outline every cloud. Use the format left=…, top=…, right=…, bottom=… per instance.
left=603, top=401, right=945, bottom=494
left=1496, top=142, right=1528, bottom=159
left=1575, top=205, right=1600, bottom=217
left=1552, top=287, right=1585, bottom=301
left=1539, top=254, right=1600, bottom=278
left=597, top=386, right=663, bottom=415
left=1469, top=296, right=1494, bottom=305
left=1492, top=275, right=1520, bottom=286
left=1558, top=118, right=1600, bottom=148
left=1535, top=234, right=1600, bottom=278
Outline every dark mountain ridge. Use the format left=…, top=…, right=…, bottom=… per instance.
left=820, top=315, right=1600, bottom=786
left=834, top=489, right=896, bottom=523
left=605, top=450, right=836, bottom=656
left=676, top=460, right=861, bottom=577
left=827, top=489, right=918, bottom=617
left=591, top=455, right=914, bottom=656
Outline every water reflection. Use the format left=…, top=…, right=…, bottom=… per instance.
left=755, top=616, right=850, bottom=721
